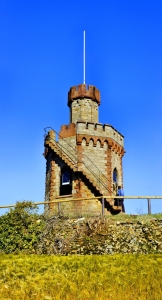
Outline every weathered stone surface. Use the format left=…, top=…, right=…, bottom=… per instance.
left=36, top=216, right=162, bottom=255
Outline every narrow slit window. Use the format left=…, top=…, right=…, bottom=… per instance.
left=113, top=168, right=117, bottom=183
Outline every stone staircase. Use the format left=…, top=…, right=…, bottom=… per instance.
left=45, top=137, right=122, bottom=213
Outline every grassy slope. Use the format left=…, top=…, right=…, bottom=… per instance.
left=0, top=254, right=162, bottom=300
left=105, top=213, right=162, bottom=221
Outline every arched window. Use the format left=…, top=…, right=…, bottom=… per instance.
left=113, top=168, right=117, bottom=183
left=113, top=168, right=118, bottom=193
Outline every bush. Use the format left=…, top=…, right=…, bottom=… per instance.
left=0, top=201, right=45, bottom=254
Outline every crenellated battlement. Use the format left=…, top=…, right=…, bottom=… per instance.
left=68, top=84, right=100, bottom=107
left=58, top=121, right=124, bottom=147
left=76, top=121, right=124, bottom=147
left=59, top=123, right=76, bottom=138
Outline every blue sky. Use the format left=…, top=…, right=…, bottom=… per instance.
left=0, top=0, right=162, bottom=215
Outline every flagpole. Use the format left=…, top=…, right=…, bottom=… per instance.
left=83, top=30, right=85, bottom=84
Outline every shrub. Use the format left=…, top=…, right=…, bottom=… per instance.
left=0, top=201, right=45, bottom=254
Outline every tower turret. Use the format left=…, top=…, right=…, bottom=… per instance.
left=68, top=84, right=100, bottom=123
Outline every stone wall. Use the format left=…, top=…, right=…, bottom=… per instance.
left=45, top=151, right=106, bottom=216
left=80, top=138, right=110, bottom=194
left=111, top=151, right=123, bottom=185
left=44, top=153, right=61, bottom=212
left=58, top=135, right=77, bottom=163
left=49, top=193, right=104, bottom=218
left=36, top=216, right=162, bottom=255
left=81, top=138, right=107, bottom=175
left=70, top=99, right=99, bottom=123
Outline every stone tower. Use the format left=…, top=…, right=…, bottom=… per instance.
left=44, top=84, right=125, bottom=216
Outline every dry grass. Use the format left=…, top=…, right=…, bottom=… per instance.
left=0, top=254, right=162, bottom=299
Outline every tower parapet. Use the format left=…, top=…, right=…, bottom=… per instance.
left=68, top=84, right=100, bottom=107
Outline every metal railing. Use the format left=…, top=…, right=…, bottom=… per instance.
left=44, top=127, right=116, bottom=196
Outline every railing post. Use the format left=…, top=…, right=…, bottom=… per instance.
left=99, top=171, right=100, bottom=189
left=58, top=202, right=61, bottom=214
left=102, top=197, right=105, bottom=215
left=147, top=198, right=151, bottom=214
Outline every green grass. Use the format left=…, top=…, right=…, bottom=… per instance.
left=0, top=254, right=162, bottom=299
left=106, top=213, right=162, bottom=221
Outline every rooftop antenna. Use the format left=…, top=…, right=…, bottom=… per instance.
left=83, top=30, right=86, bottom=84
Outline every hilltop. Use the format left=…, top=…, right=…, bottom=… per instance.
left=0, top=201, right=161, bottom=255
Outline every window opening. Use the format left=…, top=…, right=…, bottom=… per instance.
left=113, top=168, right=117, bottom=183
left=62, top=171, right=70, bottom=185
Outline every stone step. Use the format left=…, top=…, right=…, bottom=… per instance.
left=105, top=199, right=114, bottom=206
left=55, top=147, right=77, bottom=164
left=47, top=141, right=77, bottom=172
left=104, top=208, right=110, bottom=215
left=112, top=205, right=122, bottom=211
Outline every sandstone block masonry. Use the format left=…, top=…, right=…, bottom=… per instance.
left=44, top=84, right=126, bottom=216
left=68, top=84, right=100, bottom=123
